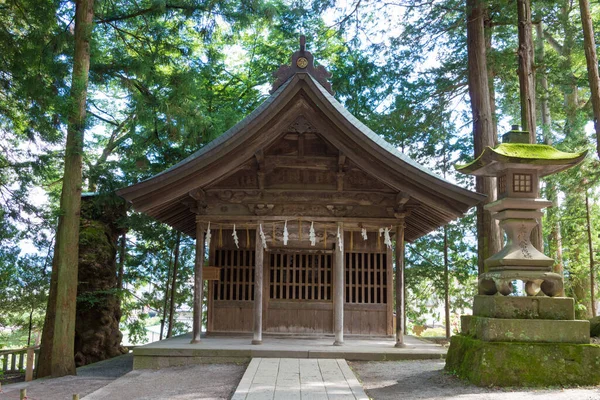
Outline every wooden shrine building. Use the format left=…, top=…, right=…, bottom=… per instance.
left=118, top=37, right=484, bottom=347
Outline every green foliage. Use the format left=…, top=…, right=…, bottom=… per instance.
left=1, top=0, right=599, bottom=347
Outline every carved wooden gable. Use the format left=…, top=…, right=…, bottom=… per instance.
left=206, top=115, right=396, bottom=195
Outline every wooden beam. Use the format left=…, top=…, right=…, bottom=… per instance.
left=395, top=222, right=406, bottom=348
left=252, top=221, right=264, bottom=345
left=333, top=221, right=344, bottom=346
left=195, top=215, right=399, bottom=225
left=191, top=222, right=205, bottom=344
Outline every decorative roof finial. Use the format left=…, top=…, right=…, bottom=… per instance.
left=271, top=35, right=333, bottom=95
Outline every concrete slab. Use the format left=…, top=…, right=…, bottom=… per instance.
left=133, top=333, right=446, bottom=369
left=232, top=358, right=367, bottom=400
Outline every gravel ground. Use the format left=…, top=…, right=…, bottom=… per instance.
left=83, top=362, right=247, bottom=400
left=0, top=354, right=246, bottom=400
left=0, top=353, right=134, bottom=400
left=350, top=359, right=600, bottom=400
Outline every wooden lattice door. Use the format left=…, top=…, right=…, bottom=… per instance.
left=266, top=250, right=334, bottom=333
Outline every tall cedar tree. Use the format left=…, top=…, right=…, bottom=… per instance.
left=517, top=0, right=536, bottom=142
left=466, top=0, right=502, bottom=277
left=579, top=0, right=600, bottom=159
left=38, top=0, right=94, bottom=377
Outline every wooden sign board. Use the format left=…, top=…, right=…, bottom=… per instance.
left=203, top=266, right=221, bottom=281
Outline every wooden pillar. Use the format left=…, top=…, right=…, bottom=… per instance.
left=191, top=219, right=205, bottom=344
left=252, top=223, right=264, bottom=344
left=333, top=222, right=344, bottom=346
left=395, top=222, right=406, bottom=348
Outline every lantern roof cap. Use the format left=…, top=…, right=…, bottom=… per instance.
left=456, top=143, right=587, bottom=177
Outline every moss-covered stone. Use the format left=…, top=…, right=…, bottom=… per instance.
left=445, top=335, right=600, bottom=387
left=461, top=316, right=589, bottom=343
left=456, top=143, right=587, bottom=175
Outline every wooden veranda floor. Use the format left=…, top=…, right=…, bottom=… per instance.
left=132, top=333, right=447, bottom=369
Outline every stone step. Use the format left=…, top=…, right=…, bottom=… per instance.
left=473, top=295, right=575, bottom=320
left=461, top=315, right=590, bottom=343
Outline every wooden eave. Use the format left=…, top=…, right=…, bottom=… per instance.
left=117, top=73, right=484, bottom=241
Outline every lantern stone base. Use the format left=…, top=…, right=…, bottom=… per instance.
left=461, top=315, right=590, bottom=343
left=445, top=335, right=600, bottom=387
left=472, top=295, right=574, bottom=320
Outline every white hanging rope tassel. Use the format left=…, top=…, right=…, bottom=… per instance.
left=205, top=221, right=212, bottom=250
left=283, top=220, right=289, bottom=246
left=337, top=225, right=343, bottom=251
left=232, top=224, right=239, bottom=249
left=309, top=221, right=316, bottom=246
left=259, top=224, right=268, bottom=250
left=361, top=228, right=368, bottom=241
left=384, top=227, right=392, bottom=249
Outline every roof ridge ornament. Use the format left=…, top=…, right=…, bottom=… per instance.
left=271, top=35, right=334, bottom=95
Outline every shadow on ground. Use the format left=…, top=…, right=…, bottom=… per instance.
left=350, top=359, right=600, bottom=400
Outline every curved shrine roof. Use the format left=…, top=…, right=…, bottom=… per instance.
left=117, top=41, right=484, bottom=241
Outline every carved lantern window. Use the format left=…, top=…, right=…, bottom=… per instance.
left=498, top=174, right=507, bottom=196
left=513, top=173, right=532, bottom=193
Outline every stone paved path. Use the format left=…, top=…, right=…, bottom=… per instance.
left=232, top=358, right=368, bottom=400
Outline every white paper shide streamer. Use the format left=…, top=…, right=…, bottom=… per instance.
left=232, top=224, right=239, bottom=249
left=383, top=227, right=392, bottom=249
left=259, top=224, right=267, bottom=250
left=379, top=227, right=384, bottom=237
left=337, top=225, right=343, bottom=251
left=309, top=221, right=316, bottom=246
left=205, top=221, right=212, bottom=250
left=283, top=220, right=289, bottom=246
left=361, top=228, right=368, bottom=241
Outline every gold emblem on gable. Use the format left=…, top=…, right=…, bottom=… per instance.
left=296, top=57, right=308, bottom=69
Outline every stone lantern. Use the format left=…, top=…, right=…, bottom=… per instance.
left=457, top=126, right=587, bottom=298
left=445, top=126, right=600, bottom=387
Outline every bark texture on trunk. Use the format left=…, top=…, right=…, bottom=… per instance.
left=38, top=0, right=95, bottom=378
left=466, top=0, right=501, bottom=278
left=586, top=191, right=596, bottom=316
left=579, top=0, right=600, bottom=158
left=517, top=0, right=537, bottom=142
left=74, top=196, right=128, bottom=367
left=536, top=22, right=552, bottom=144
left=166, top=232, right=181, bottom=339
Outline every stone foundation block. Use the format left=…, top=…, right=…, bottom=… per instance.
left=445, top=335, right=600, bottom=387
left=461, top=316, right=589, bottom=343
left=473, top=295, right=575, bottom=320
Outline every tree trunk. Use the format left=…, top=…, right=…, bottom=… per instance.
left=517, top=0, right=536, bottom=142
left=116, top=234, right=126, bottom=291
left=443, top=225, right=450, bottom=339
left=467, top=0, right=502, bottom=279
left=536, top=22, right=552, bottom=144
left=159, top=241, right=176, bottom=341
left=166, top=232, right=181, bottom=338
left=74, top=195, right=127, bottom=367
left=586, top=190, right=596, bottom=316
left=561, top=1, right=579, bottom=138
left=579, top=0, right=600, bottom=158
left=38, top=0, right=95, bottom=378
left=484, top=9, right=498, bottom=142
left=27, top=307, right=34, bottom=347
left=159, top=278, right=171, bottom=341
